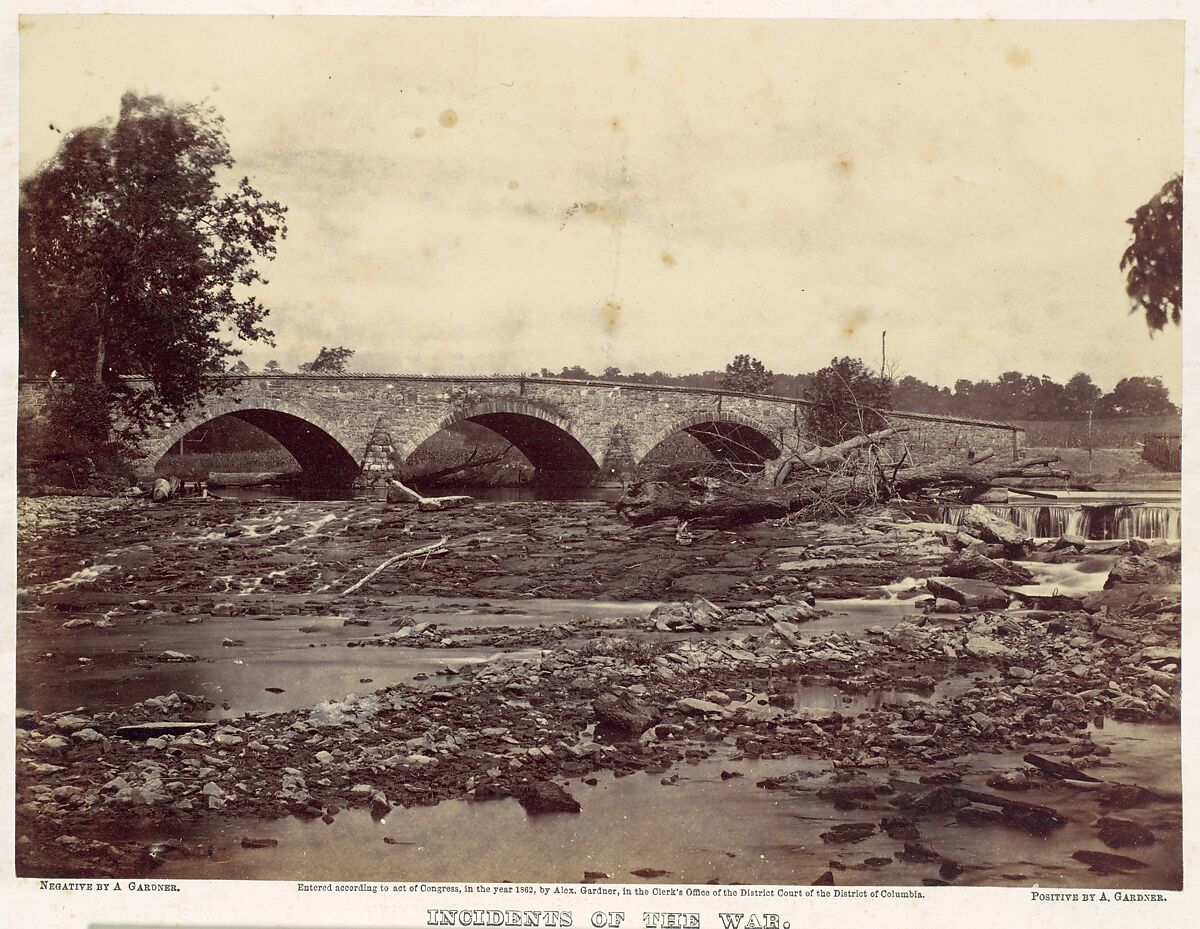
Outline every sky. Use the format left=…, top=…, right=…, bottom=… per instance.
left=18, top=15, right=1185, bottom=400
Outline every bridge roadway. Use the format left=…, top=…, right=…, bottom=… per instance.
left=18, top=374, right=1025, bottom=488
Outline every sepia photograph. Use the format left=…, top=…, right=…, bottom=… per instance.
left=10, top=5, right=1187, bottom=906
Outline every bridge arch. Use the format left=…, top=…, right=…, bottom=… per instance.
left=138, top=395, right=362, bottom=486
left=633, top=411, right=783, bottom=471
left=397, top=399, right=601, bottom=479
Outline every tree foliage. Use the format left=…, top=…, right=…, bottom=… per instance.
left=1121, top=173, right=1182, bottom=332
left=721, top=354, right=774, bottom=393
left=19, top=92, right=287, bottom=429
left=299, top=346, right=355, bottom=374
left=803, top=357, right=893, bottom=445
left=1095, top=376, right=1176, bottom=417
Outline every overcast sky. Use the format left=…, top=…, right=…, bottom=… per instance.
left=19, top=15, right=1184, bottom=399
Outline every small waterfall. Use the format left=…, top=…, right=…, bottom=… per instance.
left=937, top=502, right=1179, bottom=541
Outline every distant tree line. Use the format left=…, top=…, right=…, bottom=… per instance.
left=533, top=362, right=1177, bottom=422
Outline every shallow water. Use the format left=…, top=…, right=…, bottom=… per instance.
left=145, top=720, right=1181, bottom=888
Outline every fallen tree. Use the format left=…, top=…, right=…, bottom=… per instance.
left=615, top=450, right=1068, bottom=527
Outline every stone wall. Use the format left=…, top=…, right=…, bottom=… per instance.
left=17, top=377, right=1026, bottom=483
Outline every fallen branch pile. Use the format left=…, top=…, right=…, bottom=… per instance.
left=616, top=449, right=1069, bottom=527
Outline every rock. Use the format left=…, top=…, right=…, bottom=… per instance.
left=811, top=871, right=836, bottom=886
left=151, top=478, right=173, bottom=502
left=892, top=786, right=967, bottom=814
left=1104, top=555, right=1179, bottom=588
left=1097, top=784, right=1154, bottom=811
left=958, top=504, right=1031, bottom=551
left=1095, top=817, right=1155, bottom=849
left=925, top=576, right=1009, bottom=610
left=879, top=816, right=920, bottom=840
left=817, top=784, right=888, bottom=810
left=820, top=822, right=876, bottom=844
left=49, top=714, right=93, bottom=733
left=1072, top=850, right=1149, bottom=874
left=593, top=693, right=657, bottom=736
left=943, top=551, right=1033, bottom=586
left=630, top=868, right=671, bottom=879
left=71, top=728, right=104, bottom=742
left=956, top=805, right=1003, bottom=826
left=1023, top=753, right=1102, bottom=783
left=986, top=771, right=1033, bottom=791
left=963, top=635, right=1014, bottom=660
left=1094, top=623, right=1138, bottom=643
left=314, top=750, right=334, bottom=765
left=222, top=638, right=245, bottom=647
left=896, top=842, right=941, bottom=863
left=1001, top=805, right=1067, bottom=835
left=114, top=721, right=215, bottom=740
left=157, top=651, right=196, bottom=663
left=370, top=791, right=392, bottom=819
left=675, top=698, right=728, bottom=716
left=514, top=781, right=581, bottom=814
left=240, top=837, right=279, bottom=849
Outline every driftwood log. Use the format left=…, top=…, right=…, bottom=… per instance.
left=615, top=452, right=1068, bottom=527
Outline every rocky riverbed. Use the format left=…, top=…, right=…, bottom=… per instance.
left=14, top=495, right=1182, bottom=886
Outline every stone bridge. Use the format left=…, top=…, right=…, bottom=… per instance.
left=19, top=375, right=1026, bottom=488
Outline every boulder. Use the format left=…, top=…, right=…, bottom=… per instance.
left=925, top=576, right=1009, bottom=610
left=1072, top=850, right=1148, bottom=875
left=958, top=504, right=1031, bottom=551
left=942, top=551, right=1033, bottom=586
left=1096, top=816, right=1155, bottom=849
left=151, top=478, right=173, bottom=502
left=593, top=693, right=657, bottom=736
left=1104, top=555, right=1179, bottom=589
left=676, top=698, right=728, bottom=716
left=514, top=780, right=581, bottom=814
left=820, top=822, right=876, bottom=844
left=962, top=635, right=1013, bottom=660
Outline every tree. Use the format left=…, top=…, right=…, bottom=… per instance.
left=228, top=360, right=251, bottom=376
left=802, top=357, right=892, bottom=445
left=263, top=360, right=283, bottom=374
left=299, top=346, right=355, bottom=374
left=1097, top=376, right=1178, bottom=418
left=721, top=354, right=773, bottom=393
left=1063, top=372, right=1102, bottom=418
left=1121, top=173, right=1182, bottom=332
left=19, top=93, right=286, bottom=430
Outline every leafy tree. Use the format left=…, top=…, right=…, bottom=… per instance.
left=228, top=360, right=251, bottom=376
left=263, top=360, right=283, bottom=374
left=299, top=346, right=355, bottom=374
left=602, top=366, right=622, bottom=379
left=1097, top=376, right=1178, bottom=417
left=1063, top=372, right=1102, bottom=418
left=556, top=365, right=594, bottom=380
left=803, top=357, right=892, bottom=445
left=1121, top=173, right=1182, bottom=332
left=19, top=92, right=287, bottom=432
left=721, top=354, right=774, bottom=393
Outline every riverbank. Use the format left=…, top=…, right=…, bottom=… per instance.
left=15, top=496, right=1181, bottom=887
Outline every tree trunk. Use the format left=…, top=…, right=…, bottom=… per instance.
left=773, top=426, right=907, bottom=484
left=616, top=453, right=1068, bottom=527
left=93, top=329, right=106, bottom=385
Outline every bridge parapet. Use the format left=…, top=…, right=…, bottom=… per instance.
left=17, top=375, right=1025, bottom=486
